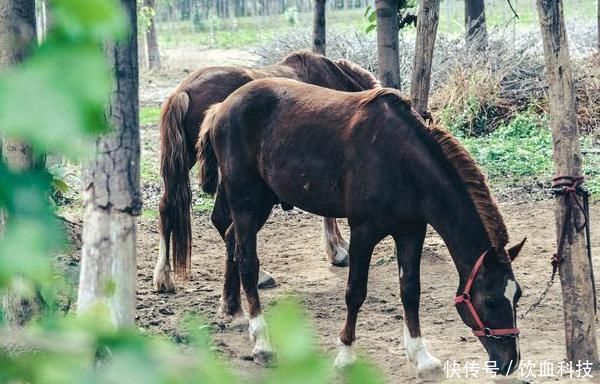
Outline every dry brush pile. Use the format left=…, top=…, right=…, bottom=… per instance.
left=254, top=23, right=599, bottom=138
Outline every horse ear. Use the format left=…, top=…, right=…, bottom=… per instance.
left=507, top=238, right=527, bottom=261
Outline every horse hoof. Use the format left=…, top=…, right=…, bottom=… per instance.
left=330, top=246, right=349, bottom=267
left=153, top=271, right=176, bottom=293
left=257, top=269, right=277, bottom=289
left=417, top=357, right=443, bottom=379
left=253, top=349, right=277, bottom=367
left=334, top=341, right=356, bottom=369
left=331, top=253, right=349, bottom=267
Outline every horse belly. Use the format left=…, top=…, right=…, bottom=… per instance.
left=261, top=163, right=346, bottom=218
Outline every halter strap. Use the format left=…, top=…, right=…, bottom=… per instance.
left=454, top=250, right=520, bottom=338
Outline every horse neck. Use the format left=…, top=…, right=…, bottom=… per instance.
left=422, top=169, right=493, bottom=288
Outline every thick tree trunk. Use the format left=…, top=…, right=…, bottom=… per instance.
left=464, top=0, right=487, bottom=48
left=312, top=0, right=326, bottom=55
left=410, top=0, right=439, bottom=117
left=78, top=0, right=141, bottom=328
left=375, top=0, right=400, bottom=89
left=0, top=0, right=37, bottom=325
left=144, top=0, right=161, bottom=70
left=536, top=0, right=599, bottom=363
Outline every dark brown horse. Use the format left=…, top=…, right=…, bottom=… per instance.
left=198, top=78, right=525, bottom=377
left=156, top=51, right=379, bottom=293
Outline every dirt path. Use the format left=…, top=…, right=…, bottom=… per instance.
left=135, top=201, right=600, bottom=383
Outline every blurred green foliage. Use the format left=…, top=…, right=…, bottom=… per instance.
left=0, top=2, right=385, bottom=383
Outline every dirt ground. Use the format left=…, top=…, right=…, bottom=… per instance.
left=125, top=46, right=600, bottom=383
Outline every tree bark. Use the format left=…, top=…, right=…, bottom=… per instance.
left=375, top=0, right=400, bottom=89
left=312, top=0, right=326, bottom=55
left=410, top=0, right=439, bottom=117
left=78, top=0, right=141, bottom=328
left=0, top=0, right=37, bottom=325
left=536, top=0, right=599, bottom=363
left=0, top=0, right=36, bottom=171
left=144, top=0, right=161, bottom=70
left=464, top=0, right=487, bottom=48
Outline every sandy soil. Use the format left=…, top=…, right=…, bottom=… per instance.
left=114, top=46, right=600, bottom=383
left=134, top=201, right=600, bottom=384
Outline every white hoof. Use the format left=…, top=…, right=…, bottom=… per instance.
left=249, top=315, right=275, bottom=365
left=153, top=265, right=176, bottom=293
left=153, top=237, right=176, bottom=292
left=334, top=339, right=357, bottom=369
left=258, top=268, right=277, bottom=289
left=404, top=323, right=442, bottom=378
left=416, top=355, right=443, bottom=378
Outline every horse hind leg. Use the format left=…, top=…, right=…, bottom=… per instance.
left=153, top=202, right=176, bottom=293
left=323, top=217, right=349, bottom=267
left=394, top=224, right=442, bottom=379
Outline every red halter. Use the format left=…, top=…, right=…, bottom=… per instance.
left=454, top=250, right=520, bottom=338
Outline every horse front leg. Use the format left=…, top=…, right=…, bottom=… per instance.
left=394, top=224, right=442, bottom=378
left=323, top=217, right=349, bottom=266
left=335, top=224, right=378, bottom=369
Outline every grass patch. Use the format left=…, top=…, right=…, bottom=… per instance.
left=441, top=110, right=600, bottom=197
left=141, top=155, right=160, bottom=184
left=141, top=106, right=161, bottom=126
left=142, top=208, right=159, bottom=219
left=193, top=194, right=214, bottom=213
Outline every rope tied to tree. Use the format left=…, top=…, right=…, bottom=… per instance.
left=550, top=175, right=596, bottom=313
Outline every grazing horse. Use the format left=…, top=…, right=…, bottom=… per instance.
left=198, top=79, right=525, bottom=376
left=155, top=51, right=379, bottom=293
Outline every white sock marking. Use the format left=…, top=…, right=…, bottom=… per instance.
left=249, top=315, right=272, bottom=353
left=403, top=322, right=441, bottom=375
left=153, top=236, right=169, bottom=283
left=334, top=338, right=357, bottom=368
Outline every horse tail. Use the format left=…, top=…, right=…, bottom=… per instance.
left=197, top=103, right=222, bottom=196
left=159, top=91, right=192, bottom=280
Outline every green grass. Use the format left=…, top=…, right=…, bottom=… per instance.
left=140, top=106, right=160, bottom=126
left=440, top=109, right=600, bottom=197
left=155, top=1, right=597, bottom=49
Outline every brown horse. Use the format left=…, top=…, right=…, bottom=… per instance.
left=155, top=51, right=379, bottom=293
left=198, top=78, right=525, bottom=377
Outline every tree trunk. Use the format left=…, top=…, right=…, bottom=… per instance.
left=78, top=0, right=141, bottom=328
left=375, top=0, right=400, bottom=89
left=0, top=0, right=37, bottom=325
left=0, top=0, right=36, bottom=171
left=144, top=0, right=161, bottom=70
left=312, top=0, right=326, bottom=55
left=536, top=0, right=599, bottom=363
left=464, top=0, right=487, bottom=48
left=410, top=0, right=439, bottom=117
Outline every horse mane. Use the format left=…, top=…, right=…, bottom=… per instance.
left=360, top=88, right=509, bottom=250
left=334, top=59, right=380, bottom=89
left=278, top=50, right=379, bottom=90
left=425, top=123, right=509, bottom=250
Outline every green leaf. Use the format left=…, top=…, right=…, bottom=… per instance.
left=363, top=5, right=372, bottom=17
left=368, top=11, right=377, bottom=23
left=365, top=24, right=376, bottom=34
left=52, top=0, right=128, bottom=41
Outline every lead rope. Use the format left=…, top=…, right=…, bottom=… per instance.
left=520, top=176, right=595, bottom=320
